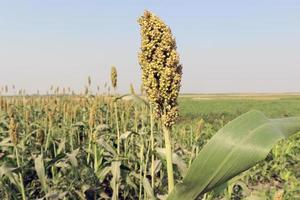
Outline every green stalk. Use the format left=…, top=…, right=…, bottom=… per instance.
left=162, top=125, right=174, bottom=193
left=94, top=143, right=98, bottom=172
left=15, top=146, right=26, bottom=200
left=45, top=127, right=51, bottom=152
left=70, top=129, right=74, bottom=151
left=113, top=94, right=120, bottom=199
left=52, top=141, right=57, bottom=180
left=87, top=129, right=93, bottom=164
left=139, top=139, right=144, bottom=200
left=149, top=106, right=155, bottom=189
left=143, top=141, right=151, bottom=199
left=114, top=102, right=120, bottom=155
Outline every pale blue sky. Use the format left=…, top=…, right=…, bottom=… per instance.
left=0, top=1, right=299, bottom=94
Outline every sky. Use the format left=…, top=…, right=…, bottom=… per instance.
left=0, top=0, right=300, bottom=94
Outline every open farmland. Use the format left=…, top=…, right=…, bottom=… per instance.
left=179, top=94, right=300, bottom=123
left=0, top=93, right=299, bottom=199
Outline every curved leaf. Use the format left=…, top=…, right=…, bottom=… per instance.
left=34, top=154, right=48, bottom=193
left=167, top=110, right=300, bottom=200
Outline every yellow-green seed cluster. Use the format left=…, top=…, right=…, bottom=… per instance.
left=9, top=117, right=18, bottom=145
left=138, top=11, right=182, bottom=127
left=111, top=66, right=118, bottom=89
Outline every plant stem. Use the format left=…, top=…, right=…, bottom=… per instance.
left=150, top=106, right=155, bottom=189
left=139, top=138, right=144, bottom=200
left=114, top=102, right=120, bottom=155
left=87, top=129, right=92, bottom=164
left=94, top=143, right=98, bottom=172
left=45, top=127, right=51, bottom=152
left=162, top=125, right=174, bottom=193
left=15, top=146, right=26, bottom=200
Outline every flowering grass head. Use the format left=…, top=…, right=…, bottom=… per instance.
left=138, top=10, right=182, bottom=127
left=111, top=66, right=118, bottom=90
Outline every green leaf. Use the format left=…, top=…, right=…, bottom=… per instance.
left=34, top=154, right=48, bottom=193
left=167, top=110, right=300, bottom=200
left=97, top=138, right=117, bottom=156
left=110, top=161, right=121, bottom=200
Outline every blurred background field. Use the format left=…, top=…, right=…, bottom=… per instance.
left=179, top=93, right=300, bottom=124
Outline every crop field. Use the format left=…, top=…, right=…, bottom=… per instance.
left=0, top=93, right=299, bottom=199
left=179, top=94, right=300, bottom=123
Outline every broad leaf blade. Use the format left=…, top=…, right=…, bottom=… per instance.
left=34, top=154, right=48, bottom=193
left=167, top=110, right=300, bottom=200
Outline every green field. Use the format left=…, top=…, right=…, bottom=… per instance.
left=179, top=94, right=300, bottom=123
left=0, top=94, right=299, bottom=199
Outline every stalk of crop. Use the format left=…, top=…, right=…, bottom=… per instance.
left=87, top=102, right=96, bottom=164
left=45, top=106, right=58, bottom=179
left=45, top=109, right=53, bottom=152
left=149, top=105, right=155, bottom=189
left=111, top=67, right=120, bottom=154
left=143, top=140, right=151, bottom=199
left=9, top=117, right=26, bottom=200
left=114, top=105, right=120, bottom=156
left=138, top=139, right=144, bottom=200
left=111, top=66, right=121, bottom=199
left=138, top=10, right=182, bottom=193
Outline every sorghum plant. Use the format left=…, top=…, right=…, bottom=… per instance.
left=138, top=10, right=182, bottom=193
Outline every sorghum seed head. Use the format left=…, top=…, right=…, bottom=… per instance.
left=111, top=66, right=118, bottom=89
left=138, top=10, right=182, bottom=127
left=9, top=117, right=18, bottom=145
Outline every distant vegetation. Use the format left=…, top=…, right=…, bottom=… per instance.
left=179, top=94, right=300, bottom=124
